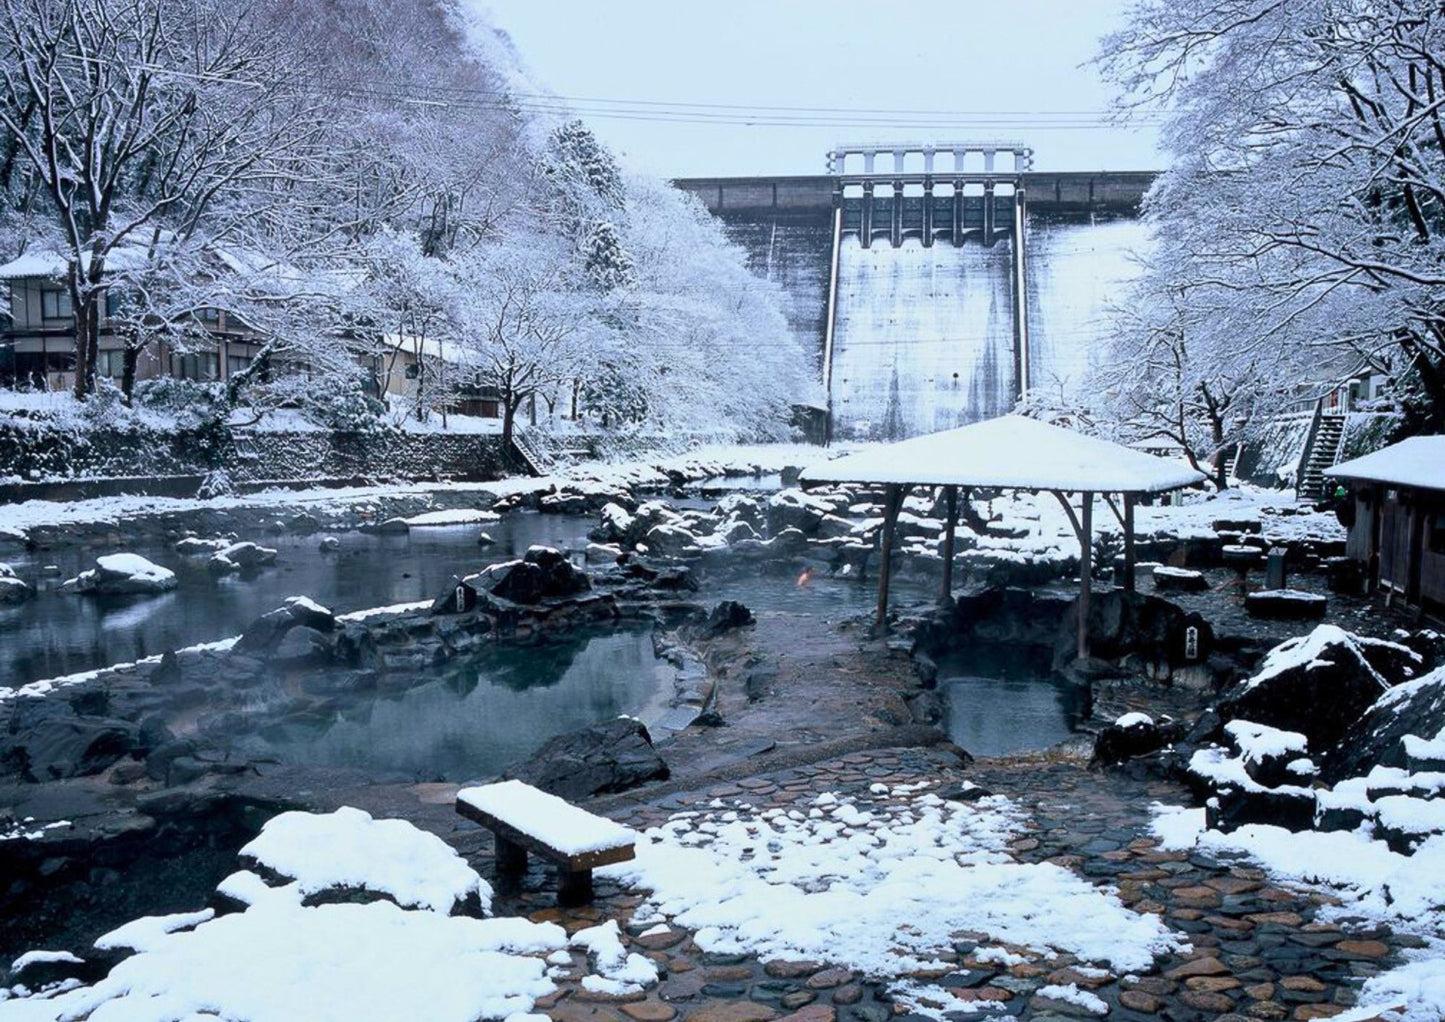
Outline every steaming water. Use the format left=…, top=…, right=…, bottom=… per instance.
left=221, top=625, right=670, bottom=783
left=937, top=647, right=1088, bottom=757
left=0, top=514, right=596, bottom=686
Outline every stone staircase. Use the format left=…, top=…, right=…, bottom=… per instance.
left=509, top=430, right=553, bottom=477
left=1297, top=412, right=1346, bottom=502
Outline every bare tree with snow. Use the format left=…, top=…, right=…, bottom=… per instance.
left=1098, top=0, right=1445, bottom=434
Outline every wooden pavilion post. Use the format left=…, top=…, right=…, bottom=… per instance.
left=1122, top=493, right=1137, bottom=593
left=941, top=485, right=959, bottom=601
left=1078, top=491, right=1093, bottom=659
left=875, top=484, right=906, bottom=631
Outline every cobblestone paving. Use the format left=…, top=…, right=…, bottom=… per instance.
left=467, top=747, right=1419, bottom=1022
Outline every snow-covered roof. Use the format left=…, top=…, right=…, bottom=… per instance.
left=0, top=250, right=67, bottom=279
left=0, top=244, right=158, bottom=280
left=1327, top=435, right=1445, bottom=491
left=382, top=333, right=485, bottom=368
left=800, top=415, right=1208, bottom=493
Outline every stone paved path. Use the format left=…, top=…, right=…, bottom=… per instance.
left=460, top=747, right=1416, bottom=1022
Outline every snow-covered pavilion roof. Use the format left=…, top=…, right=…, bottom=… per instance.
left=800, top=415, right=1208, bottom=493
left=1327, top=435, right=1445, bottom=491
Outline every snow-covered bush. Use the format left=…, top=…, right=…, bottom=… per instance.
left=134, top=378, right=228, bottom=426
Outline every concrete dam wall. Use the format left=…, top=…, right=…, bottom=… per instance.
left=674, top=173, right=1155, bottom=440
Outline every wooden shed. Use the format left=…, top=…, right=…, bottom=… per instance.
left=1327, top=436, right=1445, bottom=618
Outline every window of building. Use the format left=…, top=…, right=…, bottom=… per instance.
left=96, top=349, right=126, bottom=378
left=1430, top=512, right=1445, bottom=555
left=198, top=307, right=221, bottom=324
left=12, top=350, right=76, bottom=383
left=171, top=352, right=220, bottom=381
left=227, top=354, right=250, bottom=378
left=41, top=289, right=73, bottom=319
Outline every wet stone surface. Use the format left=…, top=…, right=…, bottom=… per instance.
left=461, top=746, right=1411, bottom=1022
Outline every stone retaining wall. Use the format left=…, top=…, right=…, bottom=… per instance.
left=0, top=421, right=511, bottom=500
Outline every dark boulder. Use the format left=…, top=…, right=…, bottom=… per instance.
left=1, top=700, right=140, bottom=782
left=233, top=598, right=336, bottom=658
left=283, top=597, right=335, bottom=634
left=1055, top=588, right=1213, bottom=680
left=1323, top=663, right=1445, bottom=783
left=699, top=600, right=754, bottom=639
left=918, top=585, right=1072, bottom=653
left=467, top=546, right=591, bottom=606
left=1092, top=714, right=1186, bottom=767
left=1220, top=625, right=1420, bottom=753
left=765, top=527, right=809, bottom=558
left=1209, top=785, right=1317, bottom=834
left=271, top=625, right=330, bottom=665
left=506, top=717, right=669, bottom=800
left=234, top=608, right=300, bottom=655
left=906, top=690, right=944, bottom=725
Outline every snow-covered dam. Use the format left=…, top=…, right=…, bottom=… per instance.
left=674, top=161, right=1154, bottom=440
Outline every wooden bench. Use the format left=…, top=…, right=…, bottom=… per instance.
left=456, top=779, right=636, bottom=905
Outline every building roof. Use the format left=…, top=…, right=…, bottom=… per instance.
left=800, top=415, right=1208, bottom=493
left=0, top=250, right=69, bottom=279
left=1327, top=435, right=1445, bottom=491
left=0, top=244, right=156, bottom=281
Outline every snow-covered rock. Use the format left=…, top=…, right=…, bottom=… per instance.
left=6, top=900, right=564, bottom=1022
left=61, top=553, right=177, bottom=595
left=589, top=502, right=635, bottom=544
left=1328, top=665, right=1445, bottom=781
left=402, top=508, right=500, bottom=528
left=1151, top=565, right=1209, bottom=592
left=173, top=536, right=233, bottom=555
left=207, top=541, right=278, bottom=575
left=0, top=562, right=31, bottom=603
left=1221, top=625, right=1421, bottom=750
left=239, top=806, right=491, bottom=914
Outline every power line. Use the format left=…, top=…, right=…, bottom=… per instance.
left=59, top=54, right=1162, bottom=131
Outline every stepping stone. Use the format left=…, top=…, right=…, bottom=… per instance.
left=1153, top=566, right=1209, bottom=591
left=686, top=1004, right=779, bottom=1022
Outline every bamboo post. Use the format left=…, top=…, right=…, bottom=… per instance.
left=941, top=485, right=959, bottom=601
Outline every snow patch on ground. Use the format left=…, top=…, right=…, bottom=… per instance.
left=1150, top=802, right=1445, bottom=1022
left=603, top=783, right=1184, bottom=999
left=0, top=902, right=562, bottom=1022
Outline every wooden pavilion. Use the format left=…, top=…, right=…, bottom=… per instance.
left=799, top=416, right=1207, bottom=656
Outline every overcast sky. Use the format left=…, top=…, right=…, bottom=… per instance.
left=476, top=0, right=1161, bottom=179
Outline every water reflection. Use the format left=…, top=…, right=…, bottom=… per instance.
left=222, top=626, right=669, bottom=782
left=0, top=512, right=596, bottom=685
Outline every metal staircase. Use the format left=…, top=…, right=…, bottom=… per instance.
left=1296, top=410, right=1346, bottom=502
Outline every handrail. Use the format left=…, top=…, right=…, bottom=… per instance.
left=1294, top=397, right=1325, bottom=499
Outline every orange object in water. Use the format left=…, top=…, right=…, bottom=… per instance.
left=796, top=567, right=815, bottom=588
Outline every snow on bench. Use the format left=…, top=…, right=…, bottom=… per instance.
left=457, top=780, right=636, bottom=904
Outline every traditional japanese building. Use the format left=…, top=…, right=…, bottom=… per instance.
left=1328, top=435, right=1445, bottom=619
